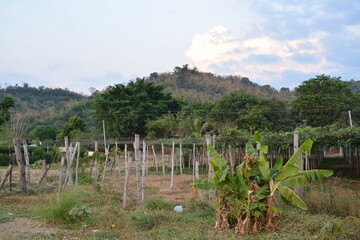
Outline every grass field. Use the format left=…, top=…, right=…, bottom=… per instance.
left=0, top=166, right=359, bottom=240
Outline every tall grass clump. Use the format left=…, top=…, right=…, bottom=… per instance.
left=39, top=189, right=82, bottom=224
left=304, top=178, right=360, bottom=217
left=144, top=198, right=172, bottom=211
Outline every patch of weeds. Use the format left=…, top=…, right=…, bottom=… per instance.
left=38, top=189, right=90, bottom=224
left=78, top=173, right=93, bottom=185
left=132, top=213, right=156, bottom=230
left=90, top=230, right=121, bottom=240
left=131, top=211, right=170, bottom=231
left=144, top=185, right=159, bottom=195
left=184, top=198, right=214, bottom=220
left=144, top=198, right=172, bottom=211
left=0, top=212, right=16, bottom=223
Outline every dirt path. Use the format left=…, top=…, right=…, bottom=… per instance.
left=0, top=217, right=69, bottom=239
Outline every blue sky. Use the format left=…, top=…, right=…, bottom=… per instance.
left=0, top=0, right=359, bottom=94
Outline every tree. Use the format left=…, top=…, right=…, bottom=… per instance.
left=58, top=115, right=86, bottom=140
left=291, top=74, right=353, bottom=127
left=0, top=96, right=15, bottom=126
left=28, top=125, right=59, bottom=141
left=93, top=79, right=182, bottom=137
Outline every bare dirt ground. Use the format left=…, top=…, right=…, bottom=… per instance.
left=0, top=217, right=69, bottom=239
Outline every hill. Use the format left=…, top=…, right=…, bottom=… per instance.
left=144, top=65, right=295, bottom=102
left=0, top=84, right=94, bottom=131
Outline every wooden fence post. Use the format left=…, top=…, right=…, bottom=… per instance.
left=13, top=138, right=28, bottom=195
left=170, top=141, right=175, bottom=190
left=123, top=150, right=132, bottom=209
left=152, top=145, right=158, bottom=172
left=205, top=135, right=215, bottom=199
left=161, top=142, right=165, bottom=176
left=294, top=130, right=303, bottom=198
left=134, top=134, right=141, bottom=202
left=0, top=164, right=13, bottom=191
left=23, top=140, right=30, bottom=186
left=141, top=140, right=146, bottom=202
left=75, top=142, right=80, bottom=186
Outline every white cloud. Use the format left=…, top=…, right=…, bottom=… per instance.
left=186, top=26, right=334, bottom=84
left=346, top=23, right=360, bottom=37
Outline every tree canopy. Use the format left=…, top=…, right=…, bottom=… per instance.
left=93, top=79, right=182, bottom=137
left=291, top=74, right=353, bottom=127
left=0, top=96, right=15, bottom=126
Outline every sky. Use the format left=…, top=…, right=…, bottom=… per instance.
left=0, top=0, right=359, bottom=94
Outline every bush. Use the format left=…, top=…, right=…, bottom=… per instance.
left=144, top=198, right=172, bottom=211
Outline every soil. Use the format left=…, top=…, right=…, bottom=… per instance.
left=0, top=217, right=69, bottom=238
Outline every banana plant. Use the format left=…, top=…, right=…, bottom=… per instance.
left=195, top=132, right=333, bottom=235
left=247, top=132, right=333, bottom=230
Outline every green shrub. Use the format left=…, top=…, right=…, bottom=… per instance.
left=144, top=198, right=172, bottom=211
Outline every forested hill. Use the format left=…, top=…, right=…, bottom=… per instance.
left=0, top=85, right=92, bottom=130
left=0, top=84, right=85, bottom=112
left=144, top=65, right=295, bottom=102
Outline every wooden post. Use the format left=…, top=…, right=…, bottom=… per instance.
left=161, top=142, right=165, bottom=176
left=94, top=141, right=99, bottom=183
left=41, top=160, right=48, bottom=183
left=13, top=138, right=27, bottom=195
left=115, top=141, right=121, bottom=177
left=23, top=140, right=30, bottom=186
left=141, top=140, right=146, bottom=202
left=170, top=141, right=175, bottom=190
left=101, top=120, right=108, bottom=182
left=38, top=164, right=51, bottom=184
left=229, top=145, right=234, bottom=173
left=205, top=135, right=215, bottom=199
left=146, top=145, right=149, bottom=175
left=152, top=145, right=158, bottom=172
left=75, top=142, right=80, bottom=186
left=58, top=156, right=65, bottom=201
left=179, top=143, right=183, bottom=175
left=0, top=164, right=13, bottom=191
left=134, top=134, right=141, bottom=202
left=123, top=151, right=132, bottom=209
left=294, top=130, right=303, bottom=198
left=101, top=144, right=109, bottom=183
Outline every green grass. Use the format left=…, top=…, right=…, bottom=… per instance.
left=1, top=174, right=360, bottom=239
left=38, top=189, right=86, bottom=224
left=144, top=198, right=173, bottom=211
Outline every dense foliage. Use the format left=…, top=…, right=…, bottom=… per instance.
left=93, top=79, right=182, bottom=137
left=292, top=75, right=355, bottom=127
left=0, top=96, right=15, bottom=126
